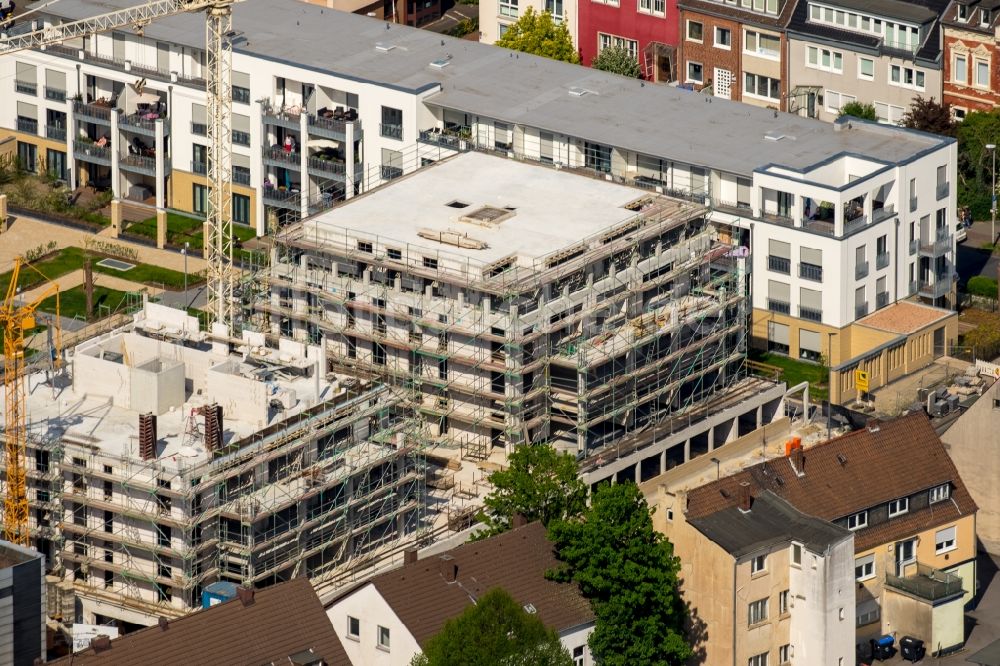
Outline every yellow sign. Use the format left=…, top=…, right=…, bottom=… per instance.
left=855, top=369, right=870, bottom=393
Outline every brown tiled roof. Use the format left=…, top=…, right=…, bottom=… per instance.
left=50, top=577, right=349, bottom=666
left=684, top=412, right=977, bottom=551
left=857, top=301, right=953, bottom=336
left=367, top=522, right=594, bottom=646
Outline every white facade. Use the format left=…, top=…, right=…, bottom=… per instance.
left=788, top=536, right=856, bottom=664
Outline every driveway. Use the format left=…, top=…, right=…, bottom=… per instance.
left=957, top=222, right=1000, bottom=287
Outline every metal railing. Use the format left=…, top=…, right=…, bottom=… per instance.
left=307, top=156, right=347, bottom=176
left=262, top=187, right=301, bottom=204
left=120, top=154, right=157, bottom=174
left=191, top=122, right=207, bottom=136
left=73, top=101, right=112, bottom=123
left=46, top=125, right=66, bottom=141
left=844, top=214, right=868, bottom=235
left=872, top=204, right=896, bottom=223
left=16, top=117, right=38, bottom=135
left=855, top=302, right=869, bottom=318
left=309, top=114, right=357, bottom=136
left=381, top=165, right=403, bottom=180
left=15, top=80, right=37, bottom=95
left=233, top=167, right=251, bottom=186
left=120, top=113, right=165, bottom=133
left=45, top=86, right=66, bottom=102
left=909, top=239, right=918, bottom=255
left=876, top=291, right=890, bottom=309
left=232, top=86, right=251, bottom=105
left=767, top=299, right=791, bottom=315
left=191, top=160, right=207, bottom=175
left=936, top=182, right=950, bottom=200
left=921, top=228, right=952, bottom=255
left=885, top=563, right=964, bottom=601
left=799, top=262, right=823, bottom=282
left=379, top=123, right=403, bottom=140
left=909, top=196, right=918, bottom=212
left=856, top=261, right=869, bottom=280
left=876, top=252, right=890, bottom=270
left=799, top=305, right=822, bottom=322
left=263, top=146, right=301, bottom=167
left=763, top=212, right=794, bottom=226
left=919, top=276, right=952, bottom=299
left=418, top=129, right=462, bottom=149
left=45, top=43, right=206, bottom=88
left=909, top=280, right=918, bottom=295
left=73, top=140, right=110, bottom=162
left=768, top=255, right=790, bottom=274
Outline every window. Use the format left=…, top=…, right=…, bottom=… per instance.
left=380, top=106, right=403, bottom=140
left=687, top=61, right=704, bottom=83
left=573, top=646, right=585, bottom=666
left=638, top=0, right=664, bottom=16
left=791, top=543, right=802, bottom=566
left=546, top=0, right=564, bottom=18
left=231, top=129, right=250, bottom=146
left=347, top=616, right=360, bottom=639
left=976, top=58, right=990, bottom=87
left=46, top=149, right=66, bottom=181
left=745, top=30, right=780, bottom=58
left=377, top=625, right=391, bottom=650
left=748, top=598, right=768, bottom=625
left=846, top=510, right=868, bottom=530
left=778, top=590, right=789, bottom=614
left=232, top=194, right=250, bottom=226
left=714, top=27, right=732, bottom=48
left=498, top=22, right=510, bottom=37
left=889, top=64, right=926, bottom=90
left=859, top=57, right=874, bottom=80
left=687, top=20, right=703, bottom=42
left=807, top=46, right=843, bottom=73
left=16, top=141, right=36, bottom=173
left=749, top=652, right=769, bottom=666
left=745, top=73, right=780, bottom=100
left=983, top=8, right=992, bottom=26
left=825, top=90, right=856, bottom=113
left=888, top=497, right=909, bottom=517
left=598, top=33, right=638, bottom=58
left=874, top=101, right=905, bottom=124
left=750, top=553, right=766, bottom=574
left=955, top=54, right=967, bottom=84
left=855, top=554, right=875, bottom=580
left=936, top=525, right=957, bottom=553
left=858, top=602, right=881, bottom=626
left=930, top=483, right=950, bottom=503
left=958, top=3, right=969, bottom=21
left=193, top=183, right=208, bottom=215
left=423, top=256, right=438, bottom=269
left=779, top=644, right=791, bottom=664
left=499, top=0, right=517, bottom=17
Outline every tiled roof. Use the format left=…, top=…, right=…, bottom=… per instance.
left=941, top=0, right=1000, bottom=30
left=366, top=522, right=594, bottom=646
left=684, top=412, right=977, bottom=551
left=678, top=0, right=799, bottom=29
left=50, top=577, right=349, bottom=666
left=857, top=301, right=953, bottom=335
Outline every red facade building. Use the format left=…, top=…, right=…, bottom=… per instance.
left=941, top=0, right=1000, bottom=116
left=577, top=0, right=680, bottom=81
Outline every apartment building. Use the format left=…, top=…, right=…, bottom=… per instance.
left=575, top=0, right=678, bottom=81
left=677, top=413, right=978, bottom=654
left=677, top=0, right=797, bottom=109
left=786, top=0, right=948, bottom=123
left=653, top=489, right=854, bottom=664
left=0, top=540, right=46, bottom=666
left=941, top=0, right=1000, bottom=117
left=479, top=0, right=579, bottom=48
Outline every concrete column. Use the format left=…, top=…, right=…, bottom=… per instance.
left=707, top=425, right=716, bottom=452
left=109, top=199, right=122, bottom=238
left=0, top=194, right=8, bottom=233
left=299, top=112, right=309, bottom=219
left=66, top=99, right=77, bottom=190
left=660, top=449, right=667, bottom=474
left=154, top=119, right=165, bottom=209
left=635, top=461, right=641, bottom=483
left=756, top=405, right=763, bottom=429
left=110, top=110, right=121, bottom=199
left=345, top=122, right=356, bottom=200
left=684, top=438, right=692, bottom=463
left=156, top=208, right=167, bottom=249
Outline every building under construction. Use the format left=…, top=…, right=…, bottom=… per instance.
left=265, top=151, right=751, bottom=464
left=7, top=303, right=423, bottom=629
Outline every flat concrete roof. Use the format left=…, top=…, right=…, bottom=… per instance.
left=857, top=300, right=954, bottom=335
left=29, top=0, right=952, bottom=176
left=301, top=152, right=662, bottom=264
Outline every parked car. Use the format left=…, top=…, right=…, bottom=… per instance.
left=956, top=222, right=967, bottom=243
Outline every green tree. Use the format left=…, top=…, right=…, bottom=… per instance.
left=410, top=588, right=572, bottom=666
left=548, top=483, right=692, bottom=666
left=475, top=444, right=586, bottom=539
left=901, top=96, right=956, bottom=137
left=495, top=8, right=579, bottom=64
left=839, top=101, right=877, bottom=122
left=957, top=109, right=1000, bottom=219
left=591, top=45, right=642, bottom=78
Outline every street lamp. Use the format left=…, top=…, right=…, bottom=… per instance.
left=182, top=242, right=189, bottom=307
left=988, top=143, right=997, bottom=247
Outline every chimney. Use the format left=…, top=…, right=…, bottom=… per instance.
left=738, top=482, right=752, bottom=512
left=158, top=616, right=169, bottom=631
left=512, top=512, right=528, bottom=528
left=404, top=548, right=418, bottom=565
left=236, top=586, right=255, bottom=606
left=439, top=555, right=458, bottom=583
left=139, top=413, right=157, bottom=461
left=203, top=403, right=223, bottom=452
left=90, top=636, right=112, bottom=652
left=790, top=446, right=805, bottom=477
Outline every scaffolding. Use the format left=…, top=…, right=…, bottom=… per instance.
left=264, top=162, right=747, bottom=465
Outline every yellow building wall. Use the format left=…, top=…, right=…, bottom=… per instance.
left=0, top=129, right=71, bottom=172
left=171, top=169, right=256, bottom=228
left=752, top=308, right=848, bottom=365
left=735, top=547, right=791, bottom=662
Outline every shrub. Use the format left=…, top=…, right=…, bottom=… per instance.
left=968, top=276, right=998, bottom=299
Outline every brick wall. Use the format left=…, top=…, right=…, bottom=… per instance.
left=678, top=9, right=743, bottom=99
left=943, top=30, right=1000, bottom=113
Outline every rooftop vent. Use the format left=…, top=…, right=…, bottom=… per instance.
left=430, top=58, right=451, bottom=69
left=375, top=42, right=396, bottom=52
left=523, top=603, right=537, bottom=614
left=460, top=205, right=516, bottom=227
left=568, top=86, right=594, bottom=97
left=445, top=200, right=470, bottom=208
left=836, top=453, right=848, bottom=466
left=764, top=131, right=787, bottom=141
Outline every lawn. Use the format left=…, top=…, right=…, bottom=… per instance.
left=37, top=285, right=135, bottom=321
left=130, top=212, right=258, bottom=251
left=750, top=351, right=830, bottom=402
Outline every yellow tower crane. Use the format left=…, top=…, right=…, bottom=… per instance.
left=1, top=259, right=61, bottom=546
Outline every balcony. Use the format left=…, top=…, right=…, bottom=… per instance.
left=799, top=305, right=822, bottom=322
left=120, top=112, right=167, bottom=136
left=418, top=128, right=463, bottom=150
left=856, top=261, right=869, bottom=280
left=876, top=252, right=890, bottom=270
left=876, top=291, right=890, bottom=309
left=872, top=204, right=896, bottom=223
left=46, top=125, right=67, bottom=141
left=767, top=299, right=791, bottom=315
left=799, top=262, right=823, bottom=282
left=762, top=211, right=794, bottom=227
left=16, top=117, right=38, bottom=135
left=192, top=160, right=207, bottom=175
left=261, top=102, right=302, bottom=131
left=909, top=280, right=918, bottom=295
left=714, top=200, right=753, bottom=216
left=120, top=154, right=161, bottom=176
left=910, top=196, right=918, bottom=212
left=308, top=112, right=359, bottom=141
left=45, top=86, right=66, bottom=102
left=262, top=187, right=301, bottom=209
left=937, top=182, right=950, bottom=200
left=307, top=156, right=347, bottom=178
left=44, top=43, right=206, bottom=89
left=73, top=140, right=111, bottom=166
left=768, top=255, right=791, bottom=274
left=855, top=302, right=869, bottom=319
left=263, top=146, right=301, bottom=169
left=380, top=123, right=403, bottom=141
left=919, top=275, right=952, bottom=300
left=15, top=80, right=37, bottom=95
left=886, top=563, right=964, bottom=602
left=920, top=228, right=952, bottom=256
left=843, top=214, right=868, bottom=236
left=73, top=101, right=112, bottom=124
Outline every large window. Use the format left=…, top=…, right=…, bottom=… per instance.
left=748, top=598, right=768, bottom=625
left=855, top=554, right=875, bottom=580
left=846, top=510, right=868, bottom=530
left=232, top=194, right=250, bottom=226
left=584, top=141, right=612, bottom=173
left=638, top=0, right=664, bottom=16
left=888, top=497, right=909, bottom=517
left=499, top=0, right=518, bottom=17
left=193, top=183, right=208, bottom=215
left=46, top=149, right=66, bottom=181
left=749, top=654, right=769, bottom=666
left=744, top=30, right=780, bottom=58
left=380, top=106, right=403, bottom=140
left=859, top=57, right=875, bottom=80
left=976, top=58, right=991, bottom=87
left=715, top=27, right=732, bottom=48
left=686, top=20, right=703, bottom=42
left=598, top=33, right=638, bottom=59
left=889, top=64, right=926, bottom=90
left=874, top=101, right=905, bottom=124
left=825, top=89, right=856, bottom=113
left=686, top=61, right=704, bottom=84
left=744, top=73, right=780, bottom=100
left=16, top=141, right=36, bottom=173
left=807, top=46, right=843, bottom=73
left=930, top=483, right=950, bottom=503
left=954, top=54, right=967, bottom=84
left=546, top=0, right=564, bottom=19
left=935, top=526, right=957, bottom=554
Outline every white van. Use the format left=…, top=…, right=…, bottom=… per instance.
left=956, top=221, right=967, bottom=244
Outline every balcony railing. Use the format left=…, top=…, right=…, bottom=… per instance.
left=844, top=214, right=868, bottom=236
left=45, top=86, right=66, bottom=102
left=876, top=252, right=890, bottom=270
left=799, top=262, right=823, bottom=282
left=768, top=255, right=791, bottom=274
left=418, top=128, right=463, bottom=150
left=381, top=165, right=403, bottom=180
left=380, top=123, right=403, bottom=140
left=120, top=154, right=158, bottom=175
left=46, top=125, right=66, bottom=141
left=767, top=299, right=791, bottom=315
left=886, top=563, right=964, bottom=602
left=192, top=160, right=207, bottom=175
left=120, top=112, right=166, bottom=134
left=262, top=187, right=301, bottom=207
left=15, top=80, right=37, bottom=95
left=909, top=239, right=918, bottom=255
left=260, top=102, right=301, bottom=129
left=909, top=196, right=918, bottom=212
left=763, top=211, right=794, bottom=227
left=876, top=291, right=890, bottom=309
left=309, top=113, right=358, bottom=138
left=45, top=43, right=206, bottom=88
left=855, top=302, right=869, bottom=319
left=16, top=117, right=38, bottom=135
left=799, top=305, right=822, bottom=322
left=872, top=204, right=896, bottom=223
left=233, top=167, right=251, bottom=186
left=73, top=140, right=111, bottom=163
left=714, top=200, right=753, bottom=215
left=856, top=261, right=869, bottom=280
left=73, top=101, right=112, bottom=123
left=263, top=146, right=301, bottom=168
left=937, top=182, right=950, bottom=200
left=920, top=228, right=952, bottom=255
left=307, top=156, right=346, bottom=176
left=919, top=275, right=952, bottom=299
left=909, top=280, right=918, bottom=295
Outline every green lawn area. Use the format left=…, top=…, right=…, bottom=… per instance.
left=0, top=247, right=90, bottom=296
left=750, top=351, right=830, bottom=402
left=37, top=285, right=134, bottom=321
left=129, top=212, right=257, bottom=251
left=94, top=261, right=193, bottom=290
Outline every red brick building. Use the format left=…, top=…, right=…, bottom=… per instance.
left=677, top=0, right=796, bottom=110
left=941, top=0, right=1000, bottom=116
left=577, top=0, right=679, bottom=81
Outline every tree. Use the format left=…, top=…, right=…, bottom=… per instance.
left=495, top=8, right=579, bottom=64
left=548, top=483, right=691, bottom=666
left=901, top=96, right=956, bottom=137
left=591, top=45, right=642, bottom=78
left=410, top=588, right=573, bottom=666
left=957, top=109, right=1000, bottom=219
left=475, top=444, right=587, bottom=539
left=838, top=101, right=877, bottom=122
